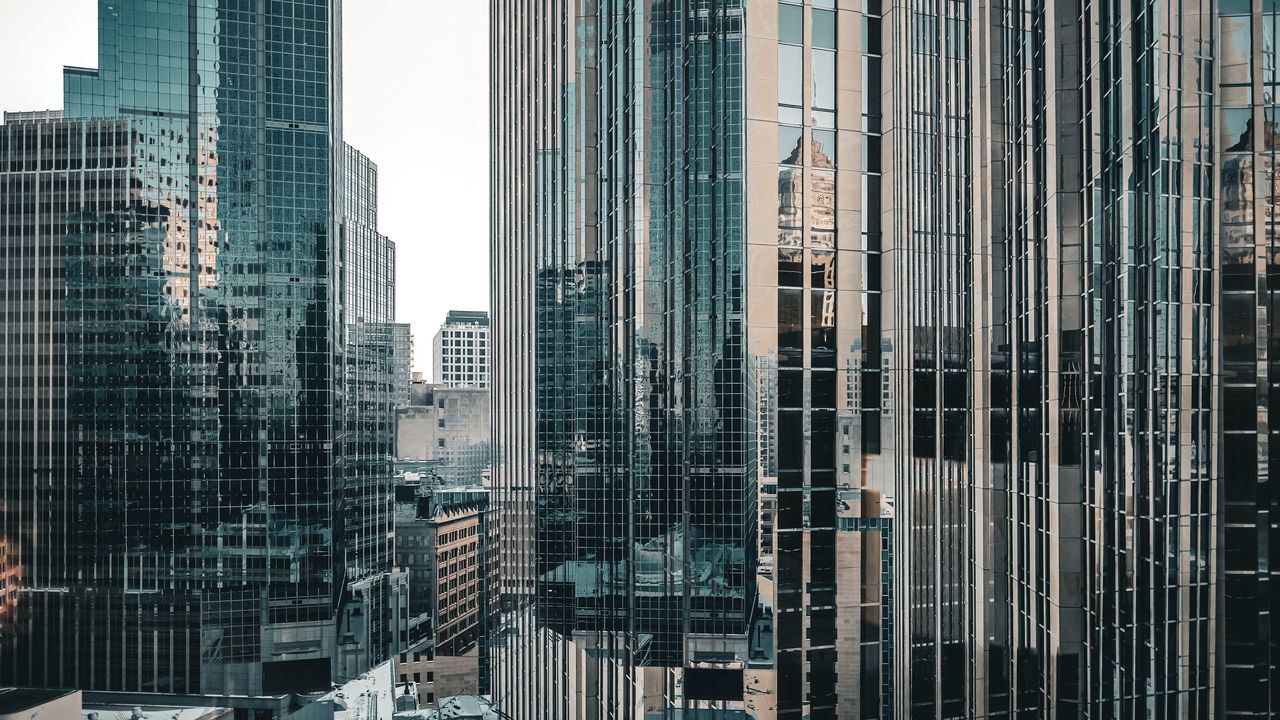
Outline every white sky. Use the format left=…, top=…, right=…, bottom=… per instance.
left=0, top=0, right=490, bottom=380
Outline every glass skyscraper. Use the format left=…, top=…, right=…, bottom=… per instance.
left=0, top=0, right=398, bottom=694
left=493, top=1, right=1261, bottom=718
left=491, top=0, right=755, bottom=716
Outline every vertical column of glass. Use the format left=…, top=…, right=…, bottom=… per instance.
left=1220, top=1, right=1279, bottom=716
left=808, top=4, right=839, bottom=718
left=860, top=0, right=883, bottom=459
left=775, top=2, right=840, bottom=716
left=858, top=7, right=890, bottom=718
left=1263, top=6, right=1280, bottom=716
left=775, top=5, right=806, bottom=715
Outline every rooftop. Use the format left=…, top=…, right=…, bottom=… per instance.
left=83, top=706, right=227, bottom=720
left=2, top=110, right=64, bottom=124
left=317, top=661, right=395, bottom=720
left=442, top=311, right=489, bottom=327
left=0, top=688, right=77, bottom=714
left=395, top=696, right=499, bottom=720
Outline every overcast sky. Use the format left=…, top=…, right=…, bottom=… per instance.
left=0, top=0, right=490, bottom=379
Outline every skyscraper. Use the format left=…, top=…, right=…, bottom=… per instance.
left=493, top=1, right=1238, bottom=718
left=492, top=2, right=756, bottom=716
left=434, top=310, right=490, bottom=388
left=0, top=0, right=398, bottom=693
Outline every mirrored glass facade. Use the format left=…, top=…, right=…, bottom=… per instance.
left=495, top=0, right=1264, bottom=718
left=0, top=0, right=398, bottom=694
left=492, top=0, right=755, bottom=716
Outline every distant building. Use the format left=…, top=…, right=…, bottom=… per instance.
left=392, top=482, right=494, bottom=710
left=390, top=324, right=414, bottom=408
left=432, top=311, right=489, bottom=388
left=396, top=385, right=490, bottom=486
left=394, top=490, right=484, bottom=652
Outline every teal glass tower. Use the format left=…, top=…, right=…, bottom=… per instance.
left=0, top=0, right=398, bottom=693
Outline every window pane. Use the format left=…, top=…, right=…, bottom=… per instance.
left=1221, top=16, right=1253, bottom=86
left=779, top=45, right=803, bottom=106
left=812, top=49, right=836, bottom=109
left=779, top=3, right=804, bottom=45
left=810, top=171, right=836, bottom=231
left=779, top=124, right=803, bottom=164
left=811, top=250, right=836, bottom=289
left=780, top=247, right=804, bottom=287
left=812, top=9, right=836, bottom=49
left=1221, top=107, right=1252, bottom=151
left=812, top=128, right=836, bottom=168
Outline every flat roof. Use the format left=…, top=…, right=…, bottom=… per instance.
left=0, top=688, right=77, bottom=714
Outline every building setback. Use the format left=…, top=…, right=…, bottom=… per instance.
left=0, top=0, right=398, bottom=694
left=492, top=0, right=1235, bottom=718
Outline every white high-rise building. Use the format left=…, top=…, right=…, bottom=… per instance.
left=433, top=310, right=489, bottom=388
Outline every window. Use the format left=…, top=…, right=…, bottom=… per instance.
left=779, top=124, right=803, bottom=164
left=779, top=45, right=803, bottom=107
left=779, top=3, right=803, bottom=45
left=812, top=8, right=835, bottom=48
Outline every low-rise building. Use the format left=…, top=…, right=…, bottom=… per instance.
left=394, top=494, right=483, bottom=652
left=392, top=482, right=494, bottom=711
left=395, top=385, right=489, bottom=487
left=391, top=640, right=479, bottom=711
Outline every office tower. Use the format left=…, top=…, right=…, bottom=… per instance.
left=433, top=310, right=490, bottom=388
left=492, top=2, right=757, bottom=717
left=881, top=1, right=1215, bottom=717
left=0, top=0, right=399, bottom=693
left=494, top=0, right=1233, bottom=718
left=757, top=4, right=892, bottom=719
left=335, top=144, right=401, bottom=682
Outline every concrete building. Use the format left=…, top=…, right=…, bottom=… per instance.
left=396, top=385, right=490, bottom=487
left=432, top=311, right=489, bottom=389
left=392, top=643, right=481, bottom=712
left=0, top=689, right=247, bottom=720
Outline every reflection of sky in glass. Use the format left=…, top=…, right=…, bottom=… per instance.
left=1221, top=16, right=1252, bottom=86
left=1221, top=107, right=1252, bottom=151
left=1265, top=17, right=1277, bottom=84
